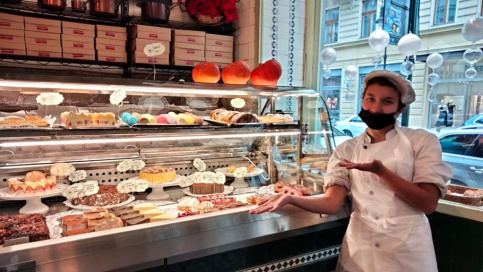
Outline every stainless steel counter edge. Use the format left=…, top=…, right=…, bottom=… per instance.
left=436, top=199, right=483, bottom=222
left=0, top=204, right=348, bottom=272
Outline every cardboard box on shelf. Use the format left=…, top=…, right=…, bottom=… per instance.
left=63, top=52, right=95, bottom=61
left=205, top=51, right=233, bottom=59
left=173, top=42, right=204, bottom=51
left=96, top=25, right=126, bottom=40
left=0, top=48, right=25, bottom=55
left=172, top=47, right=203, bottom=57
left=0, top=41, right=25, bottom=50
left=173, top=58, right=203, bottom=67
left=63, top=47, right=94, bottom=55
left=129, top=39, right=169, bottom=54
left=25, top=31, right=60, bottom=47
left=0, top=12, right=24, bottom=23
left=206, top=56, right=232, bottom=64
left=96, top=43, right=125, bottom=52
left=0, top=29, right=25, bottom=44
left=131, top=52, right=169, bottom=65
left=212, top=62, right=230, bottom=68
left=173, top=29, right=205, bottom=37
left=173, top=35, right=205, bottom=45
left=62, top=22, right=95, bottom=37
left=27, top=50, right=62, bottom=58
left=62, top=35, right=94, bottom=49
left=62, top=21, right=95, bottom=31
left=205, top=45, right=232, bottom=53
left=97, top=50, right=127, bottom=63
left=206, top=34, right=233, bottom=48
left=96, top=37, right=125, bottom=46
left=25, top=17, right=61, bottom=33
left=129, top=25, right=171, bottom=41
left=26, top=44, right=61, bottom=53
left=172, top=54, right=205, bottom=62
left=0, top=21, right=24, bottom=31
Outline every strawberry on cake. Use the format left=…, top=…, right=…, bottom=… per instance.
left=7, top=171, right=57, bottom=194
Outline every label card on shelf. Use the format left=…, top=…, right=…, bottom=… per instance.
left=50, top=163, right=74, bottom=178
left=144, top=43, right=166, bottom=57
left=233, top=167, right=248, bottom=178
left=68, top=170, right=87, bottom=183
left=36, top=92, right=64, bottom=106
left=116, top=178, right=148, bottom=193
left=230, top=98, right=245, bottom=109
left=62, top=180, right=99, bottom=200
left=110, top=89, right=127, bottom=106
left=179, top=171, right=226, bottom=187
left=117, top=159, right=145, bottom=172
left=193, top=158, right=206, bottom=172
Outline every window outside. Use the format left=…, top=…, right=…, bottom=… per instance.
left=325, top=8, right=339, bottom=43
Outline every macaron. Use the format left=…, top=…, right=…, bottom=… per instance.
left=121, top=112, right=138, bottom=126
left=162, top=114, right=176, bottom=124
left=138, top=114, right=157, bottom=124
left=156, top=115, right=168, bottom=124
left=131, top=112, right=140, bottom=118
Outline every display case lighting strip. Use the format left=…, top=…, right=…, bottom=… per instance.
left=0, top=131, right=301, bottom=148
left=0, top=80, right=269, bottom=96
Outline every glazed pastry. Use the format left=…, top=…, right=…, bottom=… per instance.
left=210, top=109, right=226, bottom=120
left=230, top=112, right=259, bottom=124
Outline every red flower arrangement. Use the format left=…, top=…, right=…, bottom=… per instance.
left=182, top=0, right=239, bottom=23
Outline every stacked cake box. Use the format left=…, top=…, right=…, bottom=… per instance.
left=96, top=25, right=126, bottom=63
left=25, top=17, right=61, bottom=58
left=0, top=12, right=25, bottom=56
left=129, top=25, right=171, bottom=65
left=172, top=29, right=205, bottom=67
left=62, top=21, right=95, bottom=61
left=205, top=34, right=233, bottom=68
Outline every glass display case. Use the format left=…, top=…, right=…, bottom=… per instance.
left=0, top=74, right=346, bottom=271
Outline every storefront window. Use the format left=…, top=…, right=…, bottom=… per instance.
left=433, top=0, right=457, bottom=25
left=361, top=0, right=377, bottom=37
left=320, top=69, right=341, bottom=123
left=325, top=8, right=339, bottom=44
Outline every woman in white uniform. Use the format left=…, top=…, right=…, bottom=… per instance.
left=250, top=70, right=452, bottom=272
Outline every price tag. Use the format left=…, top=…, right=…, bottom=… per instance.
left=193, top=158, right=206, bottom=172
left=68, top=170, right=87, bottom=183
left=117, top=160, right=133, bottom=172
left=116, top=178, right=148, bottom=193
left=179, top=171, right=226, bottom=188
left=50, top=163, right=73, bottom=178
left=83, top=180, right=100, bottom=196
left=230, top=98, right=245, bottom=109
left=110, top=89, right=127, bottom=106
left=36, top=92, right=64, bottom=106
left=144, top=43, right=166, bottom=57
left=131, top=160, right=145, bottom=171
left=179, top=174, right=197, bottom=188
left=233, top=167, right=248, bottom=178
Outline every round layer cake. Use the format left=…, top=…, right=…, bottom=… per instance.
left=7, top=171, right=57, bottom=194
left=139, top=167, right=176, bottom=183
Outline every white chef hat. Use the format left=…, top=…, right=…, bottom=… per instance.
left=362, top=70, right=416, bottom=106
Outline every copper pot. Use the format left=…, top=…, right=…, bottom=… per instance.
left=71, top=0, right=87, bottom=12
left=138, top=1, right=172, bottom=24
left=38, top=0, right=66, bottom=11
left=90, top=0, right=128, bottom=18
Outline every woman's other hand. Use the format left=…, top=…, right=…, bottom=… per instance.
left=249, top=194, right=291, bottom=214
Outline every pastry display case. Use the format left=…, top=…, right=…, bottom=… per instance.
left=0, top=73, right=347, bottom=271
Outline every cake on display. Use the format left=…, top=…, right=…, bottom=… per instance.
left=70, top=185, right=129, bottom=207
left=0, top=214, right=50, bottom=245
left=227, top=164, right=255, bottom=173
left=139, top=167, right=176, bottom=183
left=60, top=112, right=116, bottom=128
left=7, top=171, right=57, bottom=194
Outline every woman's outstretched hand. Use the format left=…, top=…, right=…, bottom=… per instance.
left=249, top=194, right=291, bottom=214
left=337, top=159, right=386, bottom=175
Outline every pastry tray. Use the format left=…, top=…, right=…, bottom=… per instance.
left=203, top=117, right=298, bottom=127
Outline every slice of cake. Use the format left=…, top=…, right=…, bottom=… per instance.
left=92, top=113, right=116, bottom=127
left=70, top=185, right=129, bottom=207
left=190, top=183, right=224, bottom=195
left=139, top=167, right=176, bottom=184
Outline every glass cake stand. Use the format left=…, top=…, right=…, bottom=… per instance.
left=215, top=167, right=266, bottom=189
left=0, top=184, right=67, bottom=214
left=147, top=175, right=183, bottom=200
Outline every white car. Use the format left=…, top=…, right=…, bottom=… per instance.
left=334, top=115, right=367, bottom=137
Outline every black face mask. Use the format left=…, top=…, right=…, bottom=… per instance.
left=358, top=108, right=396, bottom=130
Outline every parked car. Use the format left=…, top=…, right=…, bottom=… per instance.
left=463, top=114, right=483, bottom=126
left=438, top=129, right=483, bottom=189
left=334, top=115, right=367, bottom=137
left=332, top=127, right=352, bottom=146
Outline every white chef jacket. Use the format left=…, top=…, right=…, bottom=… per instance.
left=324, top=126, right=452, bottom=272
